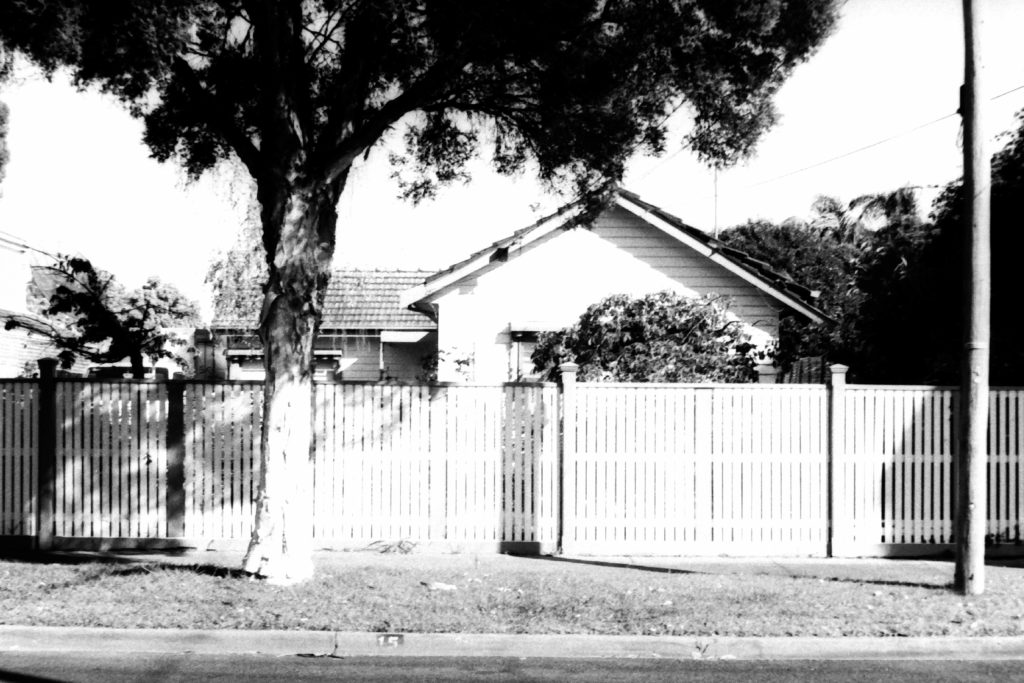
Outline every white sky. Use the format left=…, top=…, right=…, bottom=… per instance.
left=2, top=0, right=1024, bottom=320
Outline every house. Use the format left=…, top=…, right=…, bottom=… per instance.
left=199, top=269, right=436, bottom=381
left=401, top=188, right=829, bottom=383
left=0, top=308, right=95, bottom=377
left=0, top=308, right=57, bottom=377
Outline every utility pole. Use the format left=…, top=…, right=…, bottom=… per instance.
left=955, top=0, right=990, bottom=596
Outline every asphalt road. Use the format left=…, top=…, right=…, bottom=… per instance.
left=3, top=653, right=1024, bottom=683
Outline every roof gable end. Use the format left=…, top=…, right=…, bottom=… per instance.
left=405, top=189, right=830, bottom=325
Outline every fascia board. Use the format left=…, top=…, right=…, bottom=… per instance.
left=403, top=208, right=582, bottom=306
left=614, top=195, right=827, bottom=324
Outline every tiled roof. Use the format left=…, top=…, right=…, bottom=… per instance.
left=417, top=188, right=828, bottom=322
left=213, top=269, right=436, bottom=330
left=324, top=270, right=435, bottom=329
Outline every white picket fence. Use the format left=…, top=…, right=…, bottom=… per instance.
left=53, top=382, right=168, bottom=540
left=176, top=382, right=559, bottom=548
left=563, top=384, right=829, bottom=554
left=3, top=373, right=1024, bottom=556
left=0, top=382, right=36, bottom=536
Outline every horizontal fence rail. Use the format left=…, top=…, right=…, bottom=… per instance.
left=3, top=363, right=1024, bottom=557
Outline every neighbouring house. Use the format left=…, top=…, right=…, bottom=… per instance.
left=0, top=308, right=58, bottom=377
left=401, top=188, right=830, bottom=383
left=0, top=308, right=94, bottom=377
left=198, top=269, right=436, bottom=381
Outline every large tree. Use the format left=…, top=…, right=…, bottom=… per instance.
left=2, top=256, right=200, bottom=378
left=0, top=0, right=838, bottom=582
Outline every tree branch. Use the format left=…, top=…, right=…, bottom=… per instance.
left=171, top=57, right=265, bottom=178
left=316, top=59, right=469, bottom=185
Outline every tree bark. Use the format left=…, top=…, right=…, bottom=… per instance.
left=242, top=174, right=343, bottom=584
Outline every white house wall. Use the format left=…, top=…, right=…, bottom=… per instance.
left=433, top=206, right=783, bottom=383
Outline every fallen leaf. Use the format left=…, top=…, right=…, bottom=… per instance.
left=421, top=581, right=457, bottom=592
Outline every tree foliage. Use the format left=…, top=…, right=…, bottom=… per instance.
left=0, top=48, right=10, bottom=190
left=206, top=201, right=267, bottom=325
left=2, top=256, right=200, bottom=378
left=0, top=1, right=840, bottom=215
left=717, top=216, right=859, bottom=368
left=862, top=109, right=1024, bottom=386
left=532, top=292, right=758, bottom=383
left=0, top=99, right=9, bottom=189
left=718, top=188, right=926, bottom=380
left=0, top=0, right=839, bottom=581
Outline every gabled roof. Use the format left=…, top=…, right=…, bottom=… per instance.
left=213, top=269, right=436, bottom=330
left=402, top=189, right=830, bottom=324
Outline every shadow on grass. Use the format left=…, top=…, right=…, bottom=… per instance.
left=0, top=668, right=64, bottom=683
left=0, top=549, right=251, bottom=580
left=526, top=555, right=952, bottom=591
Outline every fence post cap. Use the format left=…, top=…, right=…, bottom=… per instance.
left=828, top=363, right=849, bottom=388
left=755, top=363, right=779, bottom=384
left=558, top=362, right=579, bottom=374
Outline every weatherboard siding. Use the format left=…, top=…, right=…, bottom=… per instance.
left=592, top=207, right=782, bottom=331
left=432, top=207, right=781, bottom=383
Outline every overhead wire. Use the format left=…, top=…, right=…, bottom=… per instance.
left=0, top=229, right=56, bottom=258
left=635, top=82, right=1024, bottom=194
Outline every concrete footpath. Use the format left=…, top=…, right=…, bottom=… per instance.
left=3, top=626, right=1024, bottom=661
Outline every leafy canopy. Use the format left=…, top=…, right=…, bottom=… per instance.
left=206, top=200, right=267, bottom=325
left=0, top=1, right=839, bottom=217
left=531, top=291, right=758, bottom=383
left=2, top=256, right=200, bottom=377
left=862, top=107, right=1024, bottom=385
left=718, top=188, right=925, bottom=379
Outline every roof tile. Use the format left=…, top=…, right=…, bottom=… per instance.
left=213, top=269, right=435, bottom=330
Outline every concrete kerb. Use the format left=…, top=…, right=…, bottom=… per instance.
left=4, top=627, right=1024, bottom=661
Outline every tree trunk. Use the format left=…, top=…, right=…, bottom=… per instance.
left=242, top=177, right=343, bottom=584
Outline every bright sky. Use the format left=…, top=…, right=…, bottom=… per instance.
left=2, top=0, right=1024, bottom=320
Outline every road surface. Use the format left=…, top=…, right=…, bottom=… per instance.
left=2, top=652, right=1024, bottom=683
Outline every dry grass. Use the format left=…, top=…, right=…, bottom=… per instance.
left=3, top=551, right=1024, bottom=636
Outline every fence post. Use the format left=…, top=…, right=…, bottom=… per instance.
left=755, top=363, right=779, bottom=384
left=558, top=363, right=578, bottom=554
left=827, top=364, right=849, bottom=557
left=166, top=381, right=186, bottom=538
left=35, top=358, right=58, bottom=551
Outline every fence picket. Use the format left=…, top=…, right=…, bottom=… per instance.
left=6, top=377, right=1024, bottom=557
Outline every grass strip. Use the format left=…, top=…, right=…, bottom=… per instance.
left=3, top=554, right=1024, bottom=637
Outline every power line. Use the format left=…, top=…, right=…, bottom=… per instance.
left=636, top=82, right=1024, bottom=191
left=0, top=230, right=56, bottom=258
left=746, top=112, right=959, bottom=190
left=736, top=82, right=1024, bottom=195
